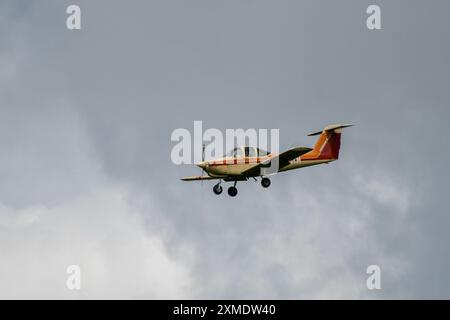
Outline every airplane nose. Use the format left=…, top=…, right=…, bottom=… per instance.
left=197, top=161, right=208, bottom=170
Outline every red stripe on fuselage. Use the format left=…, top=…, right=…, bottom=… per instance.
left=209, top=157, right=265, bottom=166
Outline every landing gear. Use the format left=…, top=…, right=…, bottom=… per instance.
left=212, top=180, right=238, bottom=196
left=261, top=177, right=271, bottom=188
left=213, top=182, right=223, bottom=195
left=228, top=181, right=238, bottom=197
left=228, top=186, right=238, bottom=197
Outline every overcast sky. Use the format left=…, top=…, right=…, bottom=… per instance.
left=1, top=0, right=449, bottom=299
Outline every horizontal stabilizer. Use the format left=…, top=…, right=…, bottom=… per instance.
left=308, top=124, right=353, bottom=136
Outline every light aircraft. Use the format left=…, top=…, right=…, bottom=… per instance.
left=181, top=124, right=352, bottom=197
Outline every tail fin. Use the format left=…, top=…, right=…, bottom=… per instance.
left=307, top=124, right=353, bottom=160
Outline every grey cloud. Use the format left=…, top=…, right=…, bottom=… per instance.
left=1, top=0, right=449, bottom=298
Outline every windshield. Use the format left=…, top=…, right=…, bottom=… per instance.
left=226, top=147, right=243, bottom=158
left=244, top=147, right=257, bottom=157
left=227, top=147, right=269, bottom=157
left=256, top=148, right=270, bottom=156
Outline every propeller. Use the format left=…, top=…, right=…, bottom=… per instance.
left=201, top=143, right=206, bottom=176
left=201, top=143, right=205, bottom=187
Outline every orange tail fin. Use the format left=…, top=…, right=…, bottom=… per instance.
left=307, top=124, right=353, bottom=160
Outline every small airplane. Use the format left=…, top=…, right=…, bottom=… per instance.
left=181, top=123, right=353, bottom=196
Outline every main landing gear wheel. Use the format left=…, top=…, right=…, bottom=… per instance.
left=261, top=177, right=271, bottom=188
left=213, top=183, right=223, bottom=195
left=228, top=186, right=238, bottom=197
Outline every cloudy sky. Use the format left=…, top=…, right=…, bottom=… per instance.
left=0, top=0, right=449, bottom=299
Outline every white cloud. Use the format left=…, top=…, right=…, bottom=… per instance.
left=176, top=167, right=415, bottom=299
left=0, top=96, right=193, bottom=299
left=0, top=184, right=192, bottom=299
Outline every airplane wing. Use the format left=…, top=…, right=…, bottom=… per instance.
left=181, top=175, right=221, bottom=181
left=241, top=146, right=312, bottom=176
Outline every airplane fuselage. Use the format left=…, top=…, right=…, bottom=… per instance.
left=204, top=153, right=335, bottom=179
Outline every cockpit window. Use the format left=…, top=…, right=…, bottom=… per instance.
left=227, top=147, right=268, bottom=158
left=256, top=148, right=270, bottom=156
left=244, top=147, right=257, bottom=157
left=235, top=148, right=243, bottom=158
left=226, top=147, right=243, bottom=158
left=226, top=148, right=236, bottom=157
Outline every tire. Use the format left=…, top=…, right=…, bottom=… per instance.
left=228, top=186, right=238, bottom=197
left=261, top=177, right=271, bottom=188
left=213, top=184, right=223, bottom=195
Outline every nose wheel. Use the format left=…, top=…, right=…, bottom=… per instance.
left=261, top=177, right=271, bottom=188
left=213, top=183, right=223, bottom=195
